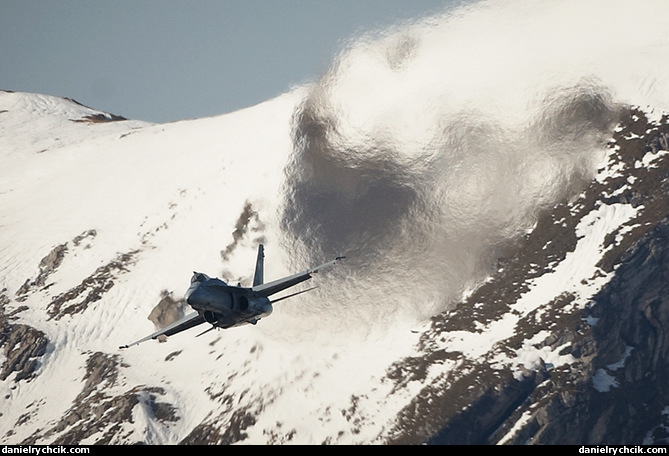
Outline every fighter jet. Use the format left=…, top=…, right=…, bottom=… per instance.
left=120, top=244, right=343, bottom=348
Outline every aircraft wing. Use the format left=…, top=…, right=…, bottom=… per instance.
left=119, top=311, right=206, bottom=349
left=251, top=256, right=344, bottom=298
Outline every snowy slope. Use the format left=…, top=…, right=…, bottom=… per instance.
left=357, top=104, right=669, bottom=444
left=4, top=92, right=667, bottom=445
left=0, top=89, right=425, bottom=444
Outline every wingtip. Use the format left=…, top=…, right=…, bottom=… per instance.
left=119, top=345, right=129, bottom=350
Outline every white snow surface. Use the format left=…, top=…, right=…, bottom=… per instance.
left=0, top=90, right=423, bottom=444
left=436, top=197, right=638, bottom=381
left=0, top=90, right=645, bottom=444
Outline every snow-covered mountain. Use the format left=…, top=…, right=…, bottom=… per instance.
left=2, top=0, right=669, bottom=445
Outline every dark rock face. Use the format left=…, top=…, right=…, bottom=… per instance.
left=16, top=243, right=68, bottom=301
left=502, top=111, right=669, bottom=445
left=427, top=369, right=550, bottom=445
left=21, top=352, right=178, bottom=445
left=47, top=249, right=138, bottom=320
left=386, top=108, right=669, bottom=445
left=0, top=292, right=48, bottom=383
left=181, top=411, right=256, bottom=445
left=11, top=229, right=137, bottom=322
left=496, top=219, right=669, bottom=445
left=0, top=325, right=48, bottom=383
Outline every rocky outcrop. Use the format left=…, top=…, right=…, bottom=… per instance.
left=22, top=352, right=178, bottom=445
left=499, top=110, right=669, bottom=445
left=47, top=249, right=138, bottom=320
left=386, top=108, right=669, bottom=445
left=494, top=218, right=669, bottom=445
left=16, top=243, right=68, bottom=301
left=0, top=292, right=48, bottom=383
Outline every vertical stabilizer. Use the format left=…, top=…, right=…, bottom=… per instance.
left=253, top=244, right=264, bottom=286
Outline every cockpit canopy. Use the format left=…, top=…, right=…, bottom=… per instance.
left=191, top=272, right=210, bottom=284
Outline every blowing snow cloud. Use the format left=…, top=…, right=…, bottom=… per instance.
left=281, top=0, right=669, bottom=324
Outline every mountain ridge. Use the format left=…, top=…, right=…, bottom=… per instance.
left=1, top=88, right=668, bottom=443
left=383, top=107, right=669, bottom=444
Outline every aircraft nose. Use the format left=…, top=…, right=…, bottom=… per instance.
left=185, top=286, right=203, bottom=307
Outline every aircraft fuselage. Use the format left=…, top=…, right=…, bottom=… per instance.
left=185, top=277, right=272, bottom=329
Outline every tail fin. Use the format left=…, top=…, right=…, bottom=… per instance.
left=253, top=244, right=264, bottom=286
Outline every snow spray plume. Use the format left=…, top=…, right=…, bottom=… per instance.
left=280, top=0, right=669, bottom=328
